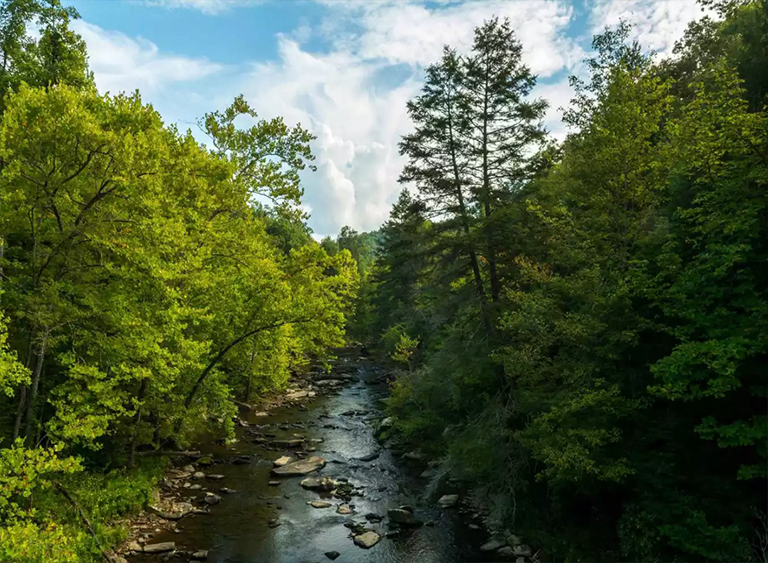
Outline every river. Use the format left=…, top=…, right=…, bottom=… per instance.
left=128, top=350, right=490, bottom=563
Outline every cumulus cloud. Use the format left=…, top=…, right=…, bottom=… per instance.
left=589, top=0, right=706, bottom=56
left=144, top=0, right=255, bottom=14
left=73, top=20, right=223, bottom=94
left=76, top=0, right=708, bottom=237
left=237, top=0, right=584, bottom=236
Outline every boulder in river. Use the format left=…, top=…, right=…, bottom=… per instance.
left=273, top=455, right=295, bottom=467
left=191, top=550, right=208, bottom=560
left=438, top=494, right=459, bottom=508
left=300, top=476, right=337, bottom=491
left=271, top=456, right=326, bottom=476
left=308, top=500, right=332, bottom=508
left=498, top=546, right=515, bottom=558
left=336, top=504, right=354, bottom=514
left=513, top=544, right=532, bottom=557
left=203, top=492, right=221, bottom=505
left=143, top=542, right=175, bottom=553
left=353, top=531, right=381, bottom=549
left=269, top=438, right=305, bottom=449
left=149, top=500, right=195, bottom=520
left=325, top=551, right=340, bottom=560
left=480, top=538, right=507, bottom=552
left=355, top=451, right=380, bottom=462
left=387, top=508, right=424, bottom=526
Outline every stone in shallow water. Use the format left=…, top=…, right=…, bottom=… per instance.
left=268, top=480, right=281, bottom=486
left=271, top=456, right=326, bottom=476
left=438, top=494, right=459, bottom=508
left=273, top=455, right=295, bottom=467
left=203, top=492, right=221, bottom=505
left=480, top=538, right=506, bottom=552
left=143, top=542, right=175, bottom=553
left=387, top=508, right=423, bottom=526
left=336, top=504, right=354, bottom=514
left=513, top=545, right=532, bottom=557
left=353, top=531, right=381, bottom=549
left=325, top=551, right=340, bottom=560
left=191, top=550, right=208, bottom=560
left=308, top=500, right=332, bottom=508
left=300, top=476, right=337, bottom=491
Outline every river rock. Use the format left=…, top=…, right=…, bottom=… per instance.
left=480, top=538, right=507, bottom=552
left=203, top=492, right=221, bottom=505
left=438, top=494, right=459, bottom=508
left=336, top=504, right=354, bottom=514
left=325, top=551, right=340, bottom=560
left=387, top=508, right=423, bottom=526
left=513, top=545, right=532, bottom=557
left=420, top=467, right=438, bottom=478
left=308, top=500, right=332, bottom=508
left=197, top=455, right=214, bottom=466
left=498, top=546, right=515, bottom=558
left=150, top=501, right=195, bottom=520
left=220, top=487, right=237, bottom=494
left=268, top=480, right=281, bottom=486
left=273, top=455, right=295, bottom=467
left=300, top=476, right=337, bottom=491
left=270, top=438, right=305, bottom=448
left=125, top=540, right=142, bottom=552
left=191, top=550, right=208, bottom=560
left=271, top=456, right=325, bottom=476
left=353, top=531, right=381, bottom=549
left=193, top=471, right=205, bottom=478
left=206, top=474, right=225, bottom=480
left=143, top=542, right=175, bottom=553
left=356, top=452, right=380, bottom=462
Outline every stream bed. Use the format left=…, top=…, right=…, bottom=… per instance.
left=128, top=351, right=490, bottom=563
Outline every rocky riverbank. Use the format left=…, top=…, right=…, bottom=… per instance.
left=115, top=348, right=537, bottom=562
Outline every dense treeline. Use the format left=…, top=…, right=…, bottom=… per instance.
left=365, top=1, right=767, bottom=561
left=0, top=1, right=357, bottom=560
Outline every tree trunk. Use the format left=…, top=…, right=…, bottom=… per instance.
left=24, top=337, right=47, bottom=444
left=12, top=384, right=27, bottom=440
left=447, top=113, right=493, bottom=337
left=127, top=379, right=148, bottom=470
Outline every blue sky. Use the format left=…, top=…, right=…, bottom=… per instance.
left=67, top=0, right=707, bottom=237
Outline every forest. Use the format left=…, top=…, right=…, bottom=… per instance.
left=355, top=1, right=767, bottom=561
left=0, top=0, right=765, bottom=561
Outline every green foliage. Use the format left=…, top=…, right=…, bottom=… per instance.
left=0, top=7, right=357, bottom=559
left=371, top=8, right=767, bottom=562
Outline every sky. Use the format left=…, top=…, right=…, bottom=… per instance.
left=66, top=0, right=708, bottom=237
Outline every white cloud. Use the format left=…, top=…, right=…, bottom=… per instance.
left=235, top=0, right=582, bottom=236
left=145, top=0, right=254, bottom=14
left=76, top=0, right=708, bottom=237
left=590, top=0, right=706, bottom=56
left=324, top=0, right=582, bottom=78
left=533, top=79, right=576, bottom=141
left=73, top=20, right=223, bottom=94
